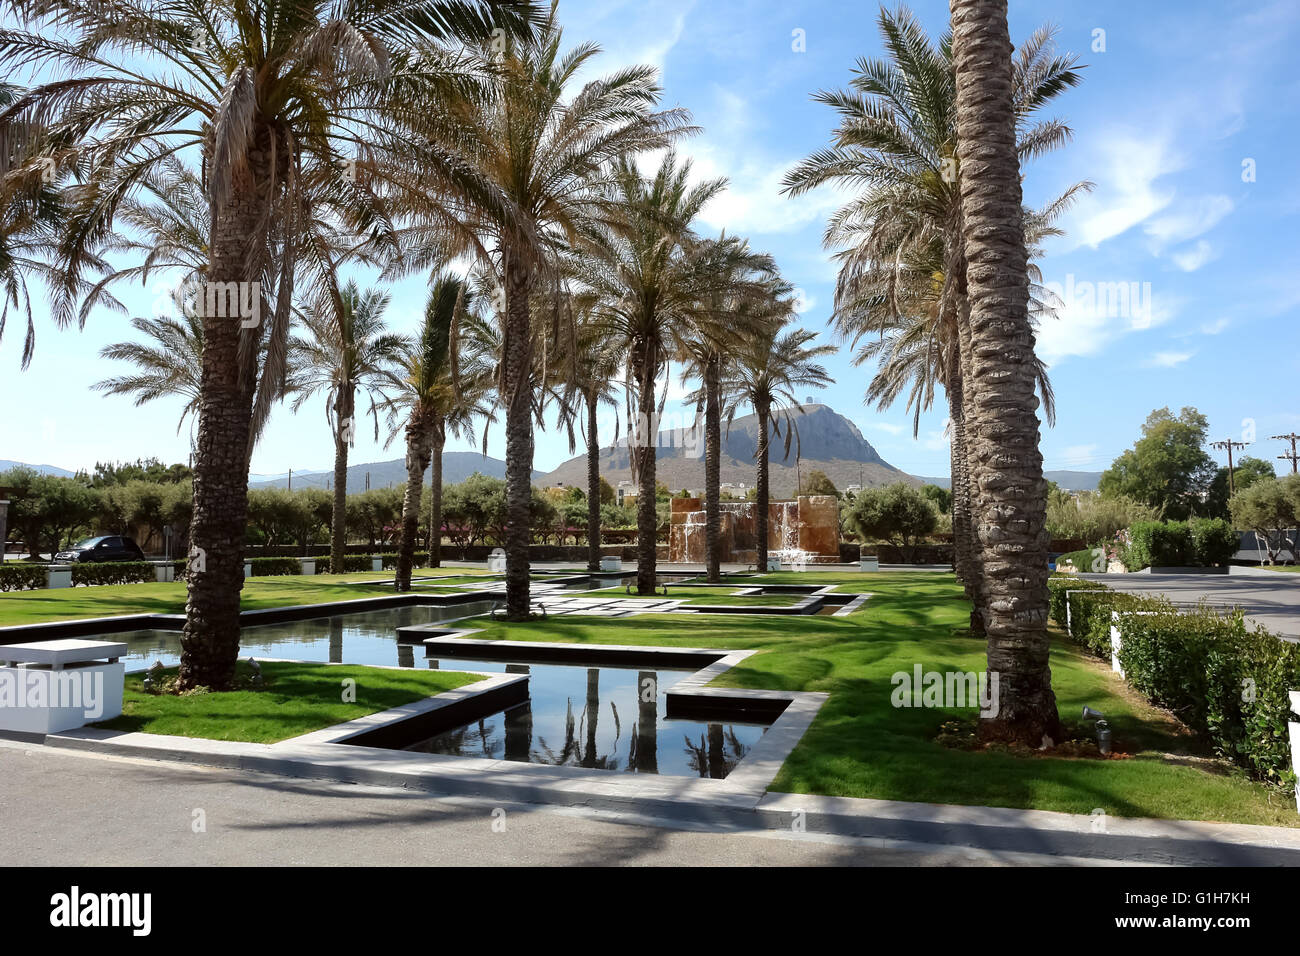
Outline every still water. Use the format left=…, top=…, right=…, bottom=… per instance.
left=411, top=657, right=767, bottom=778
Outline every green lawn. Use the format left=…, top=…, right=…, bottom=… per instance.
left=586, top=584, right=806, bottom=606
left=8, top=566, right=1296, bottom=826
left=454, top=570, right=1299, bottom=827
left=96, top=660, right=481, bottom=743
left=0, top=569, right=473, bottom=628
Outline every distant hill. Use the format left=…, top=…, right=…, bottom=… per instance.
left=0, top=460, right=76, bottom=478
left=1045, top=470, right=1102, bottom=492
left=539, top=404, right=919, bottom=497
left=906, top=470, right=1103, bottom=492
left=249, top=450, right=537, bottom=491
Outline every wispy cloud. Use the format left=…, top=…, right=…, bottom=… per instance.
left=1146, top=195, right=1234, bottom=246
left=1144, top=350, right=1195, bottom=368
left=1170, top=239, right=1218, bottom=272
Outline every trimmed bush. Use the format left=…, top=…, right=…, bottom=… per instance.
left=1117, top=603, right=1300, bottom=786
left=1123, top=520, right=1193, bottom=569
left=0, top=564, right=50, bottom=591
left=1189, top=517, right=1238, bottom=566
left=70, top=561, right=155, bottom=587
left=1046, top=574, right=1108, bottom=628
left=247, top=556, right=302, bottom=577
left=1066, top=589, right=1160, bottom=659
left=1055, top=546, right=1105, bottom=573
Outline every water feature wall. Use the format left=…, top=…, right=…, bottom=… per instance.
left=667, top=495, right=840, bottom=564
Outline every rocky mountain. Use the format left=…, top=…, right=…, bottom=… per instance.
left=539, top=404, right=919, bottom=497
left=915, top=470, right=1103, bottom=492
left=249, top=451, right=538, bottom=491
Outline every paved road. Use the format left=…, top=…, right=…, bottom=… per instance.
left=0, top=744, right=1109, bottom=867
left=1078, top=565, right=1300, bottom=639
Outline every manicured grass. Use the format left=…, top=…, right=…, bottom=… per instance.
left=586, top=584, right=806, bottom=606
left=1259, top=565, right=1300, bottom=572
left=0, top=569, right=476, bottom=629
left=455, top=570, right=1298, bottom=827
left=96, top=659, right=481, bottom=743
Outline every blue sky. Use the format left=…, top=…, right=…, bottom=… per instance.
left=2, top=0, right=1298, bottom=483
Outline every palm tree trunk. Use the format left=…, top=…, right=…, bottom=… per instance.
left=952, top=0, right=1059, bottom=745
left=585, top=387, right=601, bottom=573
left=429, top=420, right=445, bottom=568
left=956, top=274, right=986, bottom=634
left=396, top=417, right=432, bottom=592
left=704, top=351, right=722, bottom=582
left=634, top=346, right=658, bottom=595
left=502, top=256, right=534, bottom=618
left=329, top=389, right=353, bottom=574
left=755, top=399, right=771, bottom=572
left=176, top=139, right=269, bottom=692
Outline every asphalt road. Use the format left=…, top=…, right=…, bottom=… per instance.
left=0, top=744, right=1108, bottom=867
left=1078, top=565, right=1300, bottom=639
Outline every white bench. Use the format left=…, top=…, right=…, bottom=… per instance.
left=0, top=639, right=127, bottom=734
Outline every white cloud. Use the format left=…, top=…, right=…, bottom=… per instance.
left=694, top=153, right=843, bottom=236
left=1063, top=443, right=1099, bottom=463
left=1199, top=317, right=1231, bottom=335
left=867, top=422, right=906, bottom=435
left=1144, top=351, right=1194, bottom=368
left=1066, top=134, right=1180, bottom=249
left=1035, top=276, right=1180, bottom=365
left=1146, top=195, right=1234, bottom=246
left=1171, top=240, right=1218, bottom=272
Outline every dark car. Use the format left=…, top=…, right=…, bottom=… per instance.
left=54, top=535, right=146, bottom=563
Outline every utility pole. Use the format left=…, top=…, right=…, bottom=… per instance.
left=1270, top=433, right=1300, bottom=474
left=287, top=468, right=292, bottom=492
left=1210, top=438, right=1249, bottom=496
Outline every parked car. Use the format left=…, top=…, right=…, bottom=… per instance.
left=54, top=536, right=146, bottom=563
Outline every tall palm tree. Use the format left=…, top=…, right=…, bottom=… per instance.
left=679, top=237, right=777, bottom=582
left=0, top=0, right=537, bottom=689
left=383, top=6, right=689, bottom=617
left=288, top=281, right=406, bottom=573
left=554, top=304, right=625, bottom=572
left=720, top=313, right=834, bottom=572
left=781, top=6, right=1083, bottom=624
left=0, top=83, right=66, bottom=369
left=577, top=153, right=745, bottom=594
left=93, top=313, right=205, bottom=438
left=383, top=275, right=495, bottom=589
left=951, top=0, right=1060, bottom=744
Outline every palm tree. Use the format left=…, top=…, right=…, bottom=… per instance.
left=287, top=281, right=406, bottom=573
left=554, top=305, right=624, bottom=572
left=0, top=83, right=66, bottom=369
left=781, top=5, right=1084, bottom=624
left=719, top=313, right=834, bottom=572
left=951, top=0, right=1060, bottom=744
left=383, top=275, right=495, bottom=589
left=93, top=313, right=205, bottom=438
left=576, top=153, right=747, bottom=594
left=679, top=237, right=777, bottom=582
left=0, top=0, right=537, bottom=689
left=382, top=7, right=689, bottom=616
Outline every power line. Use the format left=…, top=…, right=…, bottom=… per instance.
left=1270, top=433, right=1300, bottom=474
left=1209, top=438, right=1250, bottom=496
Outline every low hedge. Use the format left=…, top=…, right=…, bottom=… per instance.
left=70, top=561, right=156, bottom=587
left=1066, top=589, right=1160, bottom=659
left=0, top=564, right=50, bottom=591
left=246, top=556, right=302, bottom=577
left=1116, top=603, right=1300, bottom=786
left=1123, top=518, right=1237, bottom=569
left=1055, top=546, right=1105, bottom=573
left=1046, top=574, right=1108, bottom=628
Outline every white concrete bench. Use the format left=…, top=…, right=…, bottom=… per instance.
left=0, top=639, right=127, bottom=734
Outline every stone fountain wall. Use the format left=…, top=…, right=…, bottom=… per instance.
left=668, top=495, right=840, bottom=564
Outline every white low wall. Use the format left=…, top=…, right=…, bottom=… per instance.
left=0, top=661, right=124, bottom=734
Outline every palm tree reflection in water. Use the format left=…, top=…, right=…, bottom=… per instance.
left=410, top=663, right=761, bottom=777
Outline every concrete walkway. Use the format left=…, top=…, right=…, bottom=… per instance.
left=1078, top=566, right=1300, bottom=638
left=0, top=744, right=1108, bottom=867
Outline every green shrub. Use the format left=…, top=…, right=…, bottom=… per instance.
left=0, top=564, right=50, bottom=591
left=1123, top=520, right=1193, bottom=569
left=1116, top=603, right=1300, bottom=786
left=1055, top=546, right=1106, bottom=573
left=379, top=551, right=428, bottom=570
left=70, top=561, right=156, bottom=586
left=1189, top=517, right=1238, bottom=566
left=247, top=556, right=302, bottom=577
left=1067, top=589, right=1160, bottom=659
left=1046, top=574, right=1108, bottom=628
